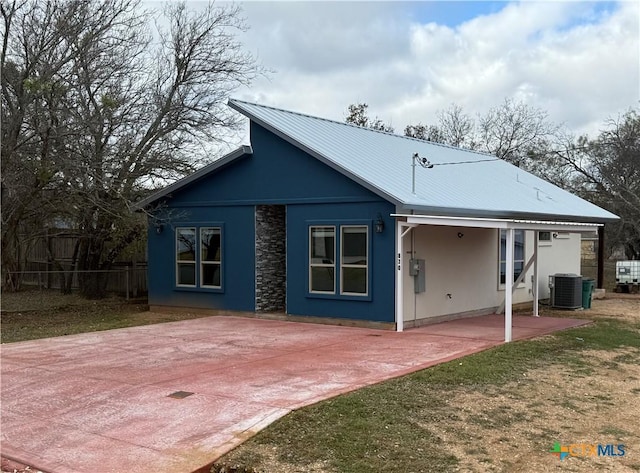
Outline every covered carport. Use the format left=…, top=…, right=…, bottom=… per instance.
left=394, top=214, right=600, bottom=341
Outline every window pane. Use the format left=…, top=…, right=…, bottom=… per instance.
left=202, top=263, right=221, bottom=287
left=311, top=227, right=334, bottom=264
left=311, top=266, right=334, bottom=292
left=201, top=228, right=221, bottom=262
left=177, top=229, right=196, bottom=261
left=539, top=231, right=551, bottom=241
left=342, top=267, right=367, bottom=294
left=499, top=229, right=525, bottom=285
left=514, top=231, right=525, bottom=260
left=342, top=227, right=367, bottom=265
left=178, top=263, right=195, bottom=285
left=514, top=261, right=524, bottom=279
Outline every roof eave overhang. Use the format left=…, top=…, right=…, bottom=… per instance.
left=396, top=203, right=619, bottom=225
left=393, top=213, right=602, bottom=233
left=228, top=99, right=402, bottom=207
left=133, top=145, right=253, bottom=210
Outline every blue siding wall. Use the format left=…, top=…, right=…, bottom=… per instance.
left=287, top=202, right=396, bottom=322
left=148, top=122, right=396, bottom=322
left=148, top=205, right=255, bottom=311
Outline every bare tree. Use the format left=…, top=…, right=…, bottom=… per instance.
left=477, top=98, right=559, bottom=168
left=404, top=123, right=445, bottom=143
left=1, top=0, right=88, bottom=290
left=550, top=110, right=640, bottom=258
left=1, top=0, right=261, bottom=296
left=345, top=102, right=394, bottom=133
left=404, top=105, right=476, bottom=149
left=438, top=104, right=475, bottom=148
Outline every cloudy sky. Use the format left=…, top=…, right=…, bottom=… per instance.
left=226, top=0, right=638, bottom=141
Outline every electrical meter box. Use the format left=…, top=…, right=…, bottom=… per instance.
left=410, top=258, right=426, bottom=293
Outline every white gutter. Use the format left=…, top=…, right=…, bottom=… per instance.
left=391, top=214, right=600, bottom=233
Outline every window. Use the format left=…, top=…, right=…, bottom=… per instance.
left=538, top=231, right=551, bottom=242
left=499, top=229, right=525, bottom=285
left=176, top=226, right=222, bottom=289
left=308, top=224, right=370, bottom=298
left=310, top=226, right=335, bottom=293
left=201, top=227, right=221, bottom=288
left=176, top=228, right=196, bottom=286
left=341, top=226, right=368, bottom=295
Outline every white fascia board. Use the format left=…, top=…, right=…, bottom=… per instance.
left=392, top=214, right=600, bottom=233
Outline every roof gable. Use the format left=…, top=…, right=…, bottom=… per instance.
left=228, top=99, right=618, bottom=223
left=136, top=145, right=252, bottom=208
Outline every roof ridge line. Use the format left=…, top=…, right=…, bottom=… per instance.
left=228, top=98, right=495, bottom=158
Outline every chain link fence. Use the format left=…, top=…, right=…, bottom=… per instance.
left=4, top=266, right=147, bottom=300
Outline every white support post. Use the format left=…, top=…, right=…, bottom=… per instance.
left=497, top=252, right=535, bottom=314
left=533, top=231, right=539, bottom=317
left=505, top=228, right=514, bottom=343
left=395, top=221, right=416, bottom=332
left=396, top=221, right=404, bottom=332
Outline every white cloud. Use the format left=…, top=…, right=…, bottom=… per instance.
left=232, top=1, right=639, bottom=141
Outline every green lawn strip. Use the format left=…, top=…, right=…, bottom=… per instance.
left=216, top=318, right=640, bottom=473
left=1, top=294, right=207, bottom=343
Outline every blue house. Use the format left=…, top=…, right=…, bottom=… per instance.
left=139, top=99, right=617, bottom=339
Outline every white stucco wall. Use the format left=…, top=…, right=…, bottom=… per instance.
left=536, top=232, right=582, bottom=299
left=401, top=225, right=582, bottom=323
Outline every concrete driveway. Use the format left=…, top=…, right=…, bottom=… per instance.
left=1, top=314, right=588, bottom=473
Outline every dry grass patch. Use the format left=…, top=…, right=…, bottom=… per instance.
left=0, top=289, right=212, bottom=343
left=216, top=298, right=640, bottom=473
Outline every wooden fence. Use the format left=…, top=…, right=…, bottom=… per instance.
left=19, top=230, right=148, bottom=297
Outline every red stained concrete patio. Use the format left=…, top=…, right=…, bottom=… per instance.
left=1, top=313, right=589, bottom=473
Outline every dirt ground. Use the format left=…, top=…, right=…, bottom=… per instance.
left=2, top=297, right=639, bottom=473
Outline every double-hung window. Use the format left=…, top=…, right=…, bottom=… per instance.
left=201, top=228, right=221, bottom=288
left=176, top=226, right=222, bottom=288
left=309, top=226, right=335, bottom=293
left=499, top=229, right=525, bottom=285
left=309, top=224, right=369, bottom=297
left=176, top=228, right=197, bottom=286
left=341, top=226, right=368, bottom=295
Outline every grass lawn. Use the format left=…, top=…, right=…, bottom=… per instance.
left=0, top=289, right=208, bottom=343
left=1, top=291, right=638, bottom=472
left=214, top=299, right=640, bottom=473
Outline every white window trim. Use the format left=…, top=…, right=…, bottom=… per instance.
left=498, top=229, right=526, bottom=288
left=176, top=227, right=197, bottom=287
left=340, top=225, right=369, bottom=296
left=309, top=226, right=336, bottom=294
left=200, top=227, right=222, bottom=289
left=538, top=231, right=552, bottom=247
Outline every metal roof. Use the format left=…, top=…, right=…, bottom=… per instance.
left=228, top=99, right=618, bottom=223
left=136, top=145, right=252, bottom=209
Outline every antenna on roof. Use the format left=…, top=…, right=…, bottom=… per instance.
left=412, top=153, right=433, bottom=195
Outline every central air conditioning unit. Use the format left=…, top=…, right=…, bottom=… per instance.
left=549, top=273, right=582, bottom=309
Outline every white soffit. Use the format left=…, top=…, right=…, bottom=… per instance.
left=394, top=214, right=600, bottom=233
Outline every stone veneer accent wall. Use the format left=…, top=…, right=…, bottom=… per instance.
left=255, top=205, right=286, bottom=312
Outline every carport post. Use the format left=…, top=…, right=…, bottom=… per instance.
left=533, top=231, right=539, bottom=317
left=395, top=221, right=416, bottom=332
left=505, top=228, right=514, bottom=342
left=396, top=220, right=404, bottom=332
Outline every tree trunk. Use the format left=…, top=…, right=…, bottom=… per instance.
left=1, top=220, right=23, bottom=292
left=77, top=234, right=109, bottom=299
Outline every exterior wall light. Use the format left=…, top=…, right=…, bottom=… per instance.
left=155, top=223, right=164, bottom=234
left=375, top=214, right=385, bottom=233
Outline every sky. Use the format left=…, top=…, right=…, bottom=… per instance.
left=223, top=0, right=639, bottom=143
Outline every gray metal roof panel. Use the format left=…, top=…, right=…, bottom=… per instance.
left=135, top=145, right=253, bottom=209
left=229, top=99, right=618, bottom=223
